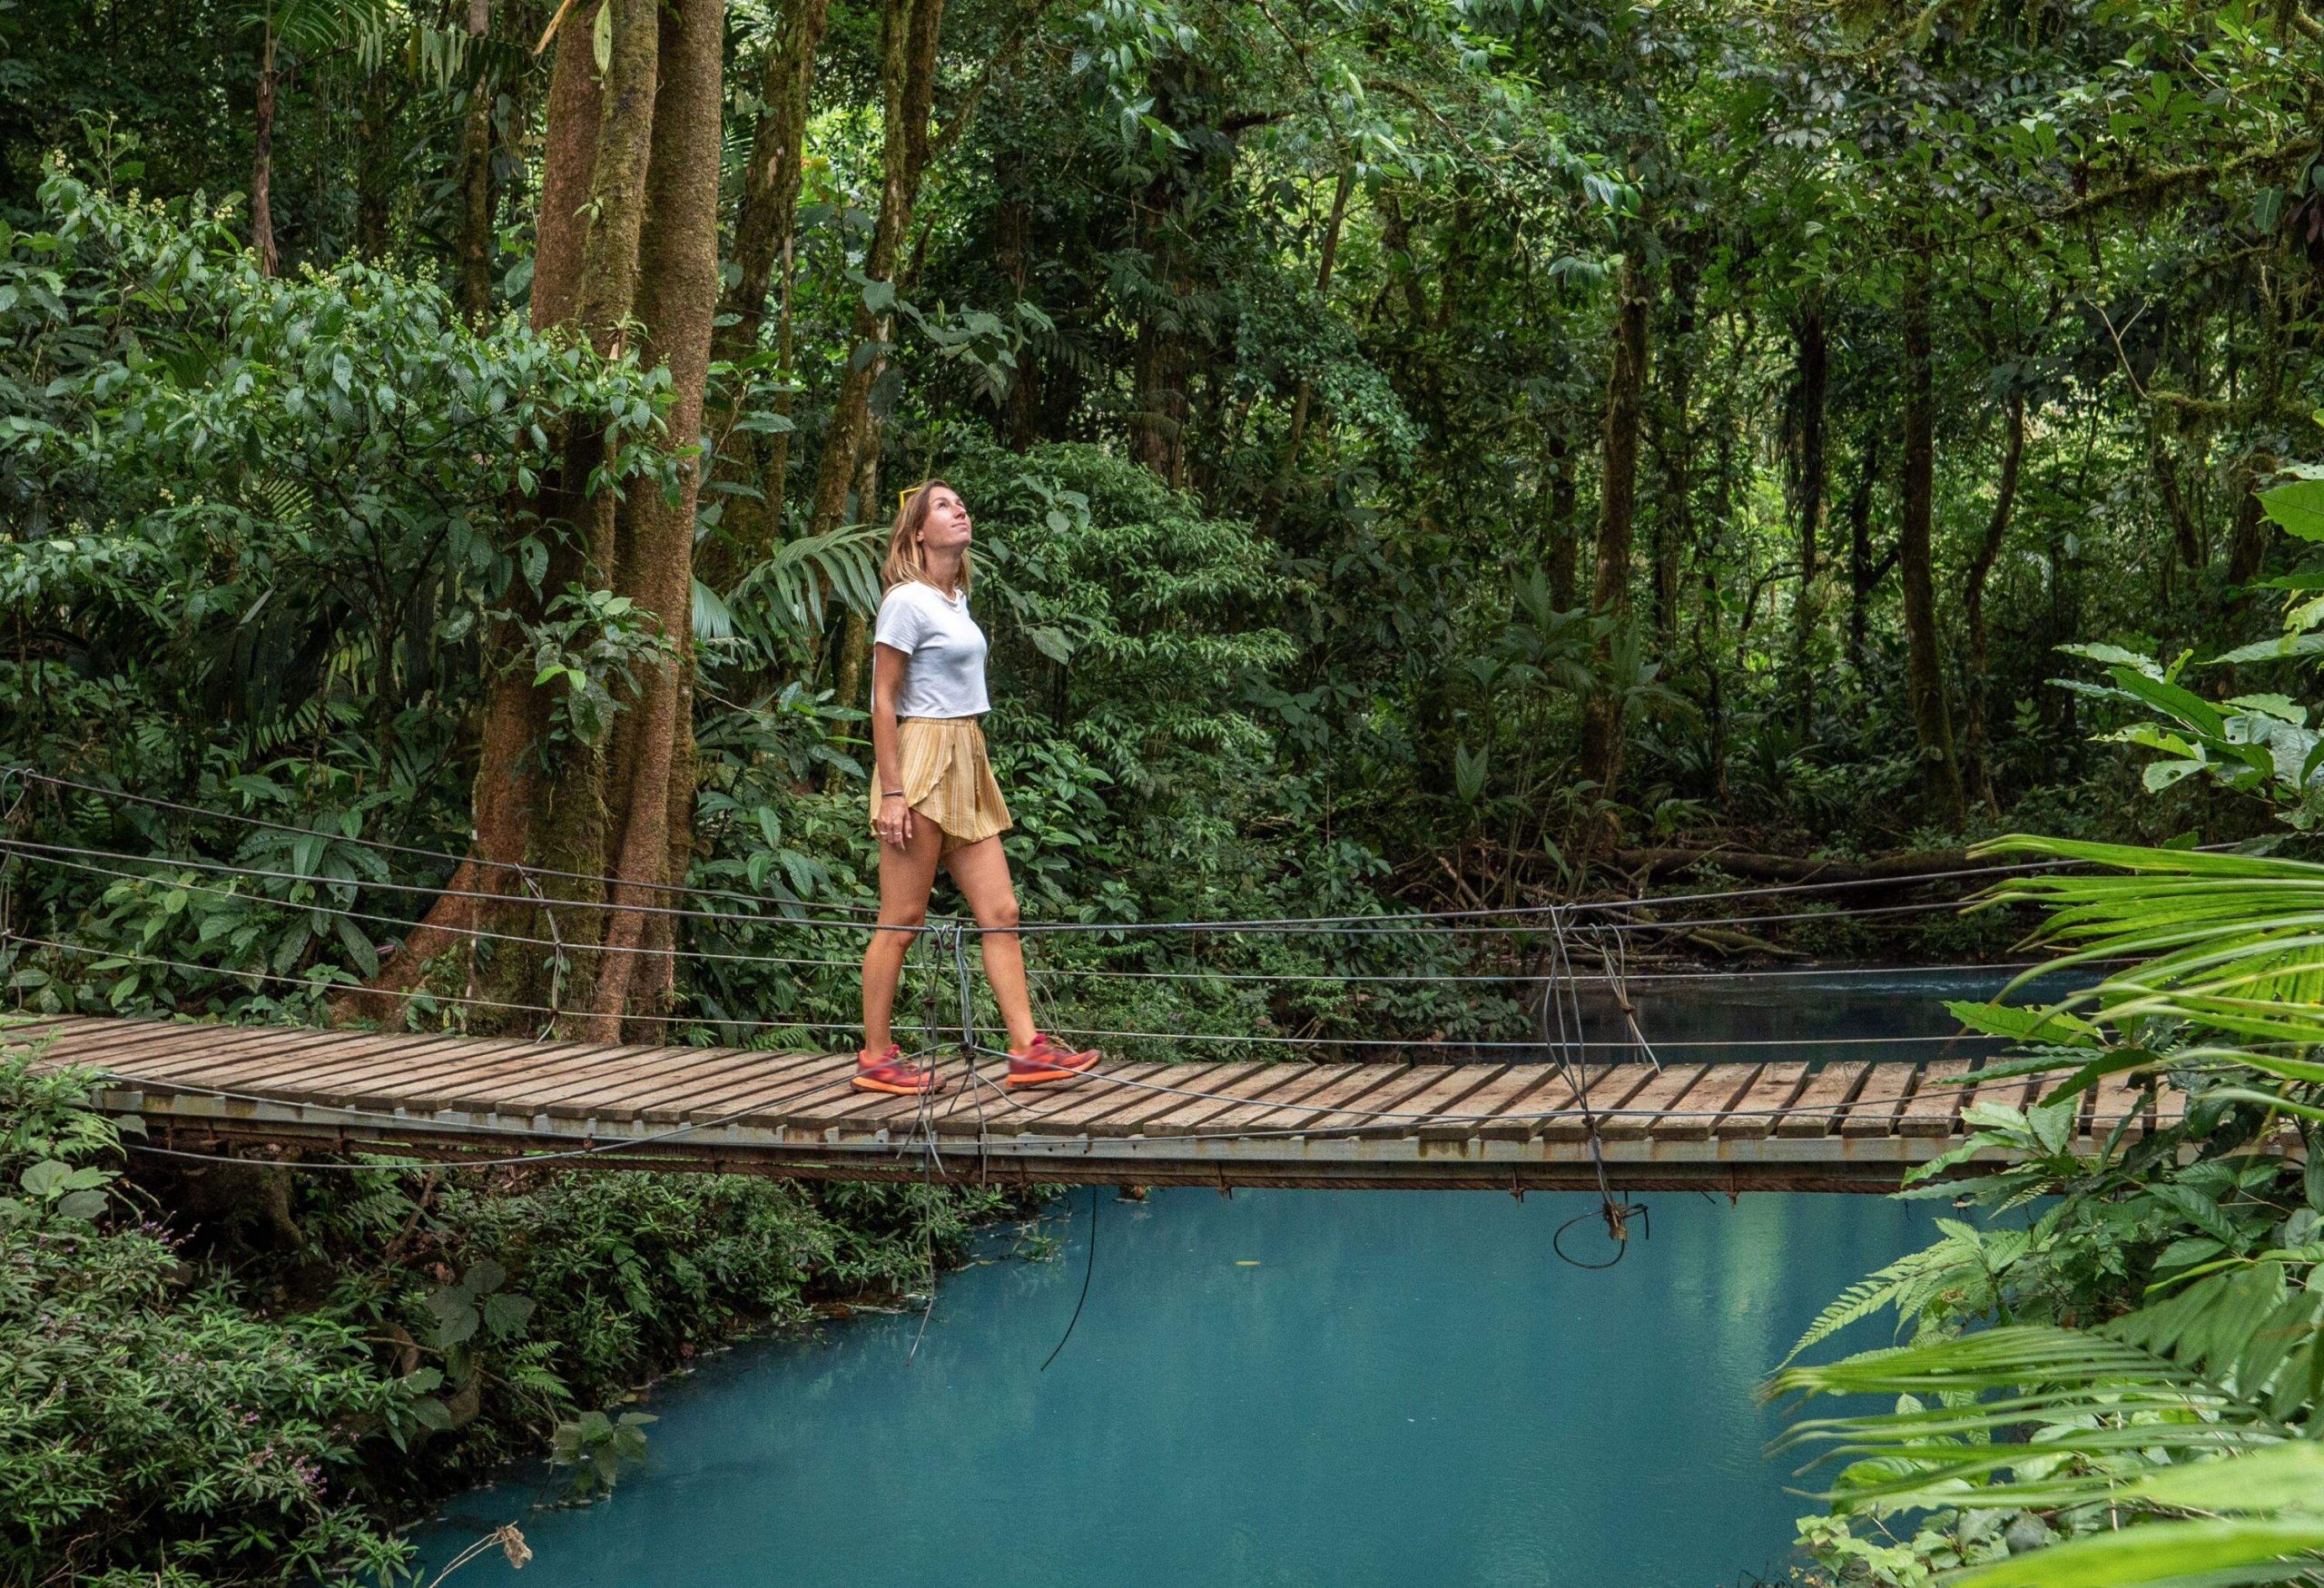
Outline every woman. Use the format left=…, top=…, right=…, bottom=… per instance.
left=853, top=479, right=1102, bottom=1096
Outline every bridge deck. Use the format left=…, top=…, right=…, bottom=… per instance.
left=2, top=1013, right=2176, bottom=1192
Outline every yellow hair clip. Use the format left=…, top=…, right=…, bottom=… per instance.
left=899, top=486, right=915, bottom=509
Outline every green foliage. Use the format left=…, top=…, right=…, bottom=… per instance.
left=0, top=1053, right=414, bottom=1585
left=1777, top=495, right=2324, bottom=1582
left=547, top=1409, right=655, bottom=1502
left=0, top=1039, right=1009, bottom=1585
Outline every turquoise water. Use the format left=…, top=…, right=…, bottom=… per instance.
left=415, top=1188, right=1937, bottom=1588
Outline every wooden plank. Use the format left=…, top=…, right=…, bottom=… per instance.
left=2152, top=1081, right=2187, bottom=1134
left=2090, top=1070, right=2149, bottom=1140
left=1186, top=1063, right=1348, bottom=1134
left=1649, top=1062, right=1762, bottom=1141
left=507, top=1043, right=765, bottom=1116
left=38, top=1020, right=307, bottom=1077
left=1415, top=1064, right=1564, bottom=1142
left=1707, top=1061, right=1810, bottom=1142
left=793, top=1055, right=999, bottom=1130
left=432, top=1045, right=670, bottom=1114
left=284, top=1039, right=566, bottom=1108
left=1540, top=1065, right=1665, bottom=1143
left=187, top=1027, right=528, bottom=1093
left=318, top=1040, right=598, bottom=1108
left=0, top=1013, right=89, bottom=1047
left=1300, top=1065, right=1475, bottom=1135
left=1207, top=1063, right=1412, bottom=1135
left=1090, top=1062, right=1286, bottom=1137
left=103, top=1019, right=367, bottom=1070
left=1839, top=1064, right=1924, bottom=1139
left=1596, top=1064, right=1714, bottom=1141
left=947, top=1060, right=1169, bottom=1131
left=113, top=1029, right=421, bottom=1090
left=1482, top=1063, right=1618, bottom=1141
left=1773, top=1061, right=1871, bottom=1139
left=985, top=1061, right=1243, bottom=1139
left=1122, top=1061, right=1327, bottom=1137
left=522, top=1047, right=774, bottom=1120
left=340, top=1040, right=632, bottom=1110
left=811, top=1057, right=1017, bottom=1132
left=1894, top=1060, right=1974, bottom=1139
left=1185, top=1062, right=1348, bottom=1136
left=23, top=1013, right=195, bottom=1058
left=1338, top=1063, right=1512, bottom=1139
left=681, top=1054, right=879, bottom=1127
left=660, top=1051, right=866, bottom=1124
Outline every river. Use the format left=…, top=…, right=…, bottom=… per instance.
left=414, top=968, right=2045, bottom=1587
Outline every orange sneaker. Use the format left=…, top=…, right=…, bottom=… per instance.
left=852, top=1046, right=946, bottom=1095
left=1006, top=1032, right=1100, bottom=1088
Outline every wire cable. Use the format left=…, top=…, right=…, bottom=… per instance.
left=2, top=764, right=898, bottom=919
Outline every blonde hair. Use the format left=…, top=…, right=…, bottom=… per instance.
left=883, top=478, right=974, bottom=593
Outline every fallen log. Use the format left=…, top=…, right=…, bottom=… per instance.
left=1611, top=845, right=1986, bottom=890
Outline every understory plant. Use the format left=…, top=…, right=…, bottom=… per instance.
left=0, top=1041, right=1004, bottom=1584
left=1774, top=473, right=2324, bottom=1586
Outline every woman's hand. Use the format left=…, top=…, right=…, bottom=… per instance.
left=875, top=792, right=916, bottom=847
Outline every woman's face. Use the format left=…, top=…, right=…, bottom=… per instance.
left=918, top=487, right=972, bottom=554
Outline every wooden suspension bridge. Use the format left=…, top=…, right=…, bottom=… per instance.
left=0, top=1011, right=2184, bottom=1193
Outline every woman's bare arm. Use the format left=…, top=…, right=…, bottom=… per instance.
left=870, top=642, right=913, bottom=844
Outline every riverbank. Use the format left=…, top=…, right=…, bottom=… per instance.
left=0, top=1050, right=1020, bottom=1585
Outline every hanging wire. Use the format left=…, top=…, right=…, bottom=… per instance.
left=1, top=764, right=900, bottom=919
left=1039, top=1183, right=1099, bottom=1372
left=5, top=763, right=2104, bottom=922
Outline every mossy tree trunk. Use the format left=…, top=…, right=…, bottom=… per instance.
left=357, top=0, right=725, bottom=1040
left=700, top=0, right=834, bottom=587
left=805, top=0, right=945, bottom=540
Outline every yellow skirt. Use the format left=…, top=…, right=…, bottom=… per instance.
left=874, top=716, right=1013, bottom=855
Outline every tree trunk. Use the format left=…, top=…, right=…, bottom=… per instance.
left=805, top=0, right=943, bottom=539
left=1649, top=248, right=1697, bottom=646
left=585, top=0, right=724, bottom=1032
left=1899, top=257, right=1965, bottom=826
left=251, top=29, right=280, bottom=276
left=2147, top=413, right=2205, bottom=577
left=1788, top=299, right=1827, bottom=735
left=1577, top=242, right=1652, bottom=846
left=1961, top=390, right=2024, bottom=814
left=701, top=0, right=833, bottom=584
left=453, top=0, right=497, bottom=325
left=1285, top=165, right=1354, bottom=464
left=350, top=0, right=725, bottom=1037
left=355, top=70, right=397, bottom=261
left=1543, top=430, right=1578, bottom=611
left=572, top=0, right=661, bottom=357
left=339, top=6, right=607, bottom=1025
left=1846, top=429, right=1886, bottom=677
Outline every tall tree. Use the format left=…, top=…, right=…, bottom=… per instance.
left=701, top=0, right=834, bottom=585
left=1960, top=386, right=2025, bottom=812
left=355, top=0, right=725, bottom=1037
left=1787, top=297, right=1827, bottom=734
left=1578, top=237, right=1652, bottom=840
left=1898, top=250, right=1965, bottom=824
left=453, top=0, right=497, bottom=325
left=804, top=0, right=945, bottom=541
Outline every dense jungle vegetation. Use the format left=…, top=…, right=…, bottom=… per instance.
left=10, top=0, right=2324, bottom=1581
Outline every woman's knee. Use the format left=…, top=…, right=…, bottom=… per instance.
left=976, top=895, right=1021, bottom=932
left=875, top=909, right=928, bottom=936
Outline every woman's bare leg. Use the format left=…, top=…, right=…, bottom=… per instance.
left=862, top=814, right=944, bottom=1055
left=942, top=835, right=1039, bottom=1051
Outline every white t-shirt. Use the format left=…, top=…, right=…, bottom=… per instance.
left=873, top=580, right=991, bottom=718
